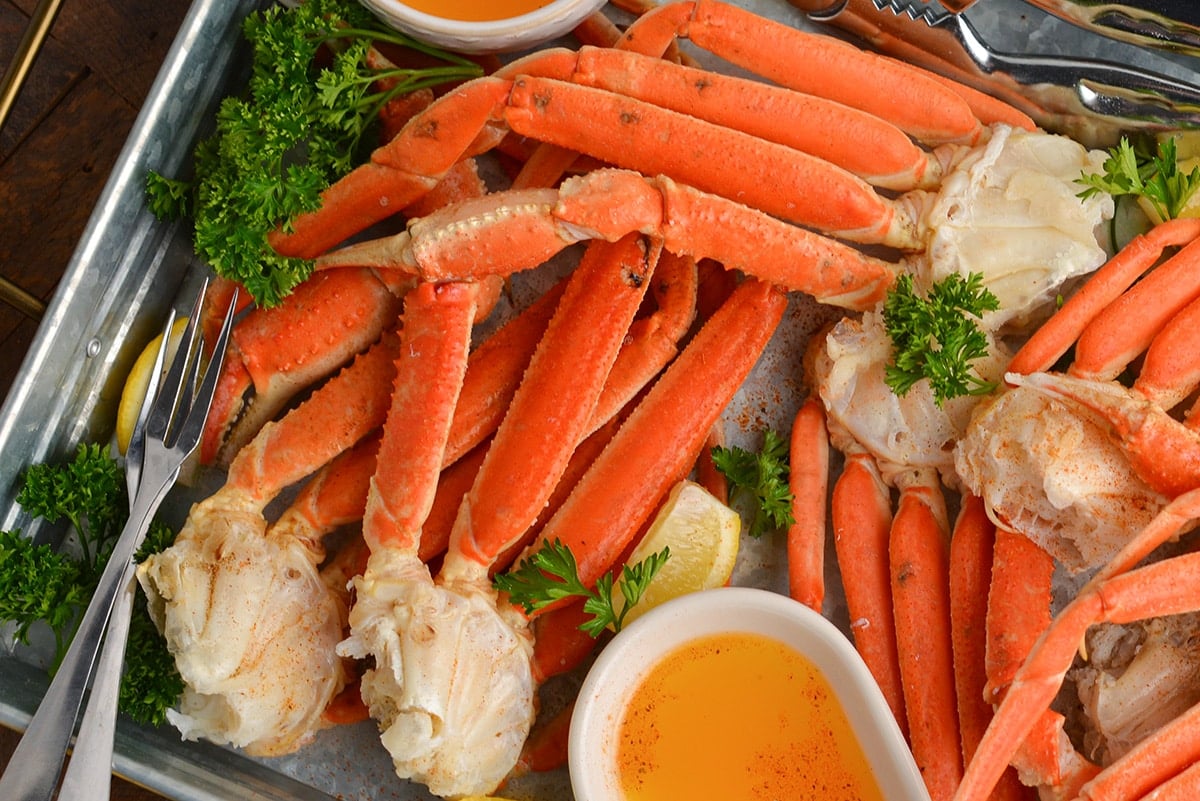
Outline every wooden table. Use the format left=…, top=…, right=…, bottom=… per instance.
left=1, top=0, right=192, bottom=796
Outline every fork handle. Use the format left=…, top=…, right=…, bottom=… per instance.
left=0, top=483, right=168, bottom=801
left=56, top=569, right=137, bottom=801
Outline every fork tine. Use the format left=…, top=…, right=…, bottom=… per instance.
left=123, top=307, right=178, bottom=498
left=144, top=280, right=207, bottom=447
left=172, top=288, right=238, bottom=460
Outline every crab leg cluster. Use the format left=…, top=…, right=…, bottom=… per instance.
left=951, top=220, right=1200, bottom=801
left=148, top=1, right=1153, bottom=797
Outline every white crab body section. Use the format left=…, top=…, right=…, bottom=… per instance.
left=136, top=490, right=346, bottom=756
left=813, top=311, right=1009, bottom=485
left=338, top=548, right=536, bottom=799
left=911, top=124, right=1113, bottom=332
left=954, top=386, right=1168, bottom=572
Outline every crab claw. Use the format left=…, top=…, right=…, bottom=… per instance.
left=137, top=492, right=346, bottom=756
left=338, top=551, right=535, bottom=797
left=1010, top=371, right=1200, bottom=499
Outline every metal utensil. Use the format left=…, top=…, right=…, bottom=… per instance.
left=796, top=0, right=1200, bottom=142
left=0, top=280, right=237, bottom=801
left=895, top=0, right=1200, bottom=56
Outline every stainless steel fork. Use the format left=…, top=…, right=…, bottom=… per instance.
left=0, top=279, right=238, bottom=801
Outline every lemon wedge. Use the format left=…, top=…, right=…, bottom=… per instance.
left=617, top=480, right=741, bottom=626
left=115, top=317, right=189, bottom=454
left=458, top=797, right=522, bottom=801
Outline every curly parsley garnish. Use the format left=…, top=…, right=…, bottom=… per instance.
left=0, top=443, right=182, bottom=724
left=494, top=539, right=670, bottom=637
left=882, top=272, right=1000, bottom=407
left=711, top=429, right=794, bottom=539
left=146, top=0, right=482, bottom=306
left=1077, top=136, right=1200, bottom=223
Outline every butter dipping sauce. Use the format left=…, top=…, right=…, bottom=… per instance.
left=569, top=587, right=931, bottom=801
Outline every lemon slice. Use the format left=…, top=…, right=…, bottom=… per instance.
left=617, top=480, right=741, bottom=626
left=115, top=317, right=189, bottom=454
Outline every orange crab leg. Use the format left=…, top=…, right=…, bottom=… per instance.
left=586, top=249, right=697, bottom=434
left=418, top=441, right=490, bottom=564
left=1070, top=233, right=1200, bottom=382
left=956, top=548, right=1200, bottom=801
left=831, top=450, right=906, bottom=734
left=268, top=432, right=381, bottom=549
left=503, top=75, right=916, bottom=248
left=982, top=529, right=1070, bottom=799
left=1006, top=218, right=1200, bottom=377
left=444, top=277, right=566, bottom=466
left=1134, top=291, right=1200, bottom=411
left=444, top=234, right=658, bottom=573
left=202, top=267, right=409, bottom=464
left=223, top=333, right=400, bottom=507
left=525, top=278, right=788, bottom=590
left=568, top=46, right=946, bottom=191
left=788, top=398, right=829, bottom=612
left=618, top=0, right=984, bottom=145
left=363, top=282, right=478, bottom=554
left=319, top=171, right=895, bottom=311
left=890, top=470, right=962, bottom=801
left=984, top=529, right=1055, bottom=706
left=949, top=494, right=995, bottom=768
left=1076, top=698, right=1200, bottom=801
left=273, top=2, right=972, bottom=259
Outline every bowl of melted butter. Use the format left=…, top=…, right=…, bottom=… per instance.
left=569, top=586, right=931, bottom=801
left=358, top=0, right=607, bottom=53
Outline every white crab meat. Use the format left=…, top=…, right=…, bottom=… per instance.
left=136, top=489, right=346, bottom=756
left=908, top=124, right=1113, bottom=332
left=954, top=386, right=1169, bottom=573
left=812, top=311, right=1010, bottom=486
left=337, top=548, right=536, bottom=799
left=1072, top=614, right=1200, bottom=765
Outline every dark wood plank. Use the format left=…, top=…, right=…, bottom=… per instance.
left=10, top=0, right=190, bottom=108
left=0, top=0, right=190, bottom=402
left=0, top=72, right=139, bottom=399
left=0, top=0, right=86, bottom=160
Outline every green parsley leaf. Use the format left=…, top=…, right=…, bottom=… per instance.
left=1078, top=136, right=1200, bottom=222
left=494, top=539, right=670, bottom=636
left=882, top=272, right=1000, bottom=407
left=145, top=0, right=483, bottom=307
left=711, top=429, right=794, bottom=538
left=1, top=445, right=183, bottom=721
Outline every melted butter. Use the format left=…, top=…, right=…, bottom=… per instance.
left=617, top=631, right=884, bottom=801
left=398, top=0, right=554, bottom=21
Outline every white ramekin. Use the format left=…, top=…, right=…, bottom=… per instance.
left=358, top=0, right=609, bottom=53
left=568, top=586, right=932, bottom=801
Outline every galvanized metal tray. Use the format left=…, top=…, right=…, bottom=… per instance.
left=0, top=0, right=1186, bottom=798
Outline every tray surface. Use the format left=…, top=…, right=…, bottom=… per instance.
left=0, top=0, right=1188, bottom=799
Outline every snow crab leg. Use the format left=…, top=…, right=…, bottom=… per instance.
left=954, top=490, right=1200, bottom=801
left=136, top=334, right=400, bottom=756
left=317, top=168, right=896, bottom=312
left=267, top=0, right=1036, bottom=261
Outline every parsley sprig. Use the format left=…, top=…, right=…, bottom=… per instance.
left=494, top=539, right=670, bottom=637
left=882, top=272, right=1000, bottom=407
left=711, top=429, right=794, bottom=539
left=146, top=0, right=482, bottom=307
left=1077, top=136, right=1200, bottom=223
left=0, top=444, right=182, bottom=724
